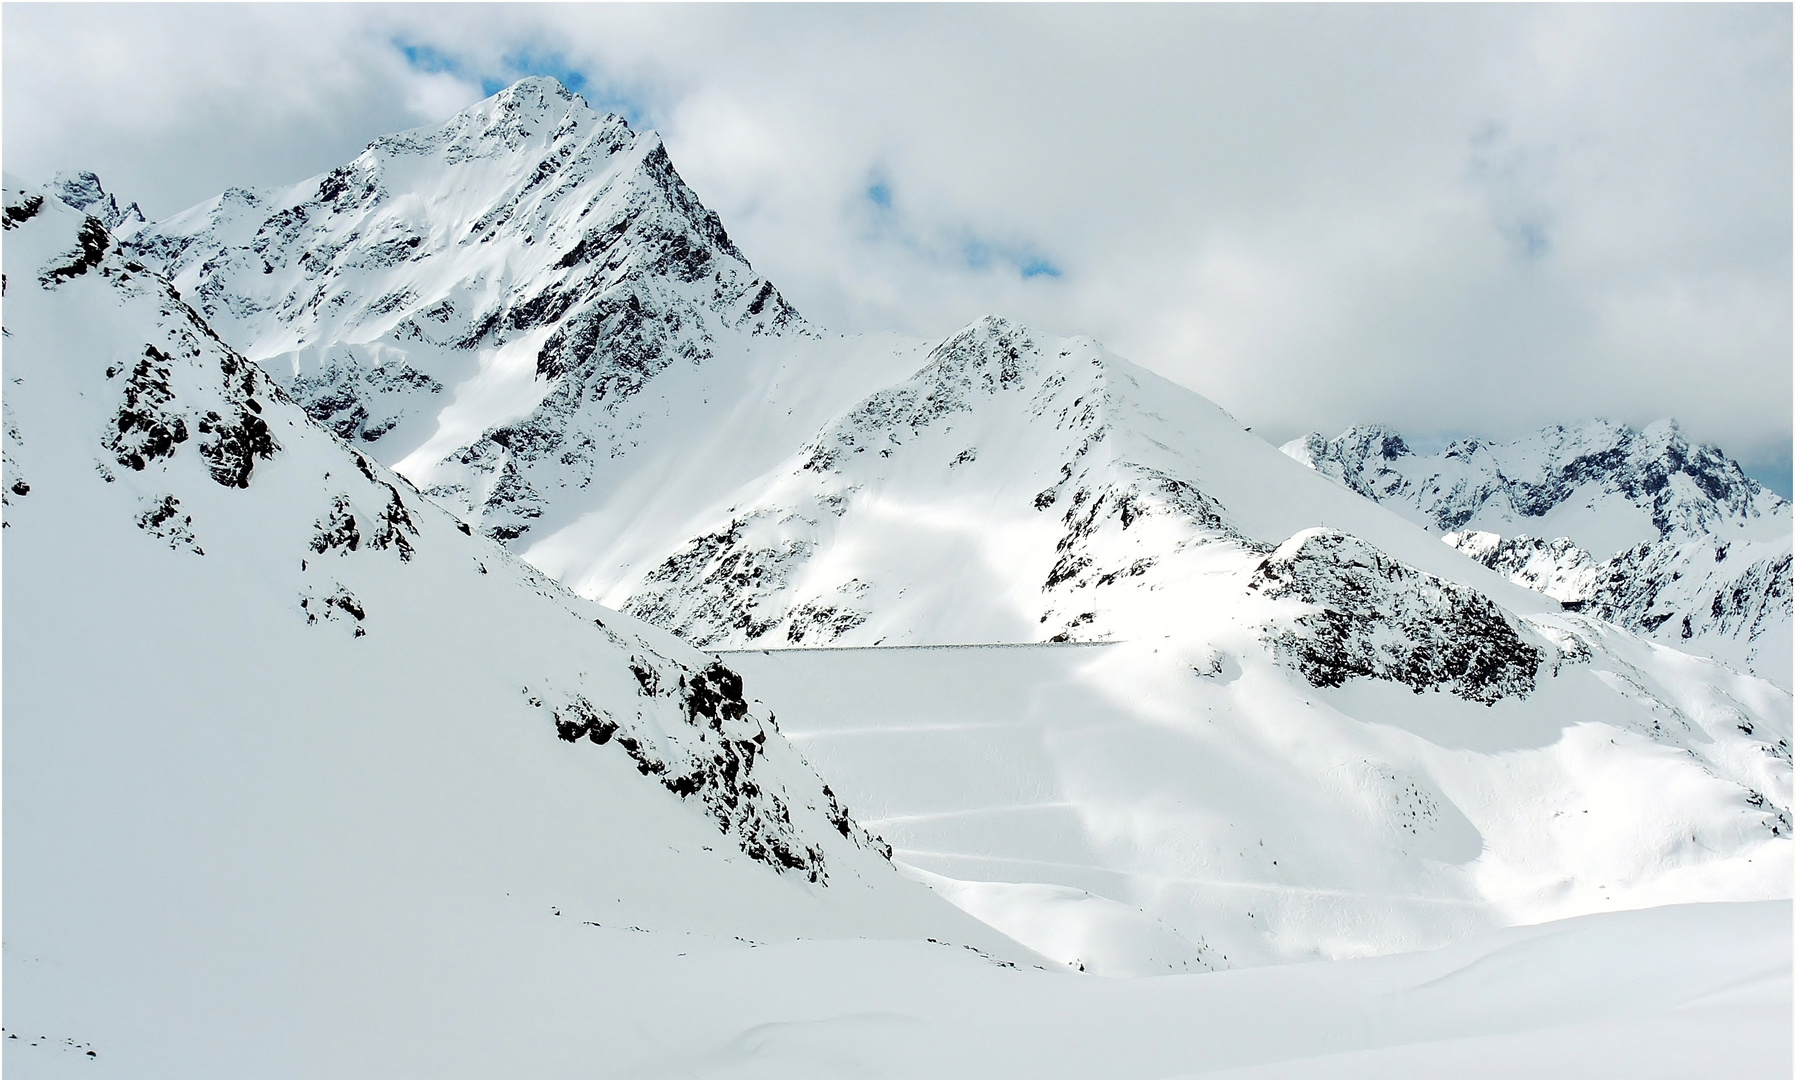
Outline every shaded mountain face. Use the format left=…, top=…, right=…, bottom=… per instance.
left=1284, top=422, right=1793, bottom=686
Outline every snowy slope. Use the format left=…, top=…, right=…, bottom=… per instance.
left=621, top=316, right=1566, bottom=649
left=725, top=624, right=1790, bottom=973
left=608, top=324, right=1792, bottom=972
left=1283, top=422, right=1792, bottom=685
left=3, top=177, right=1047, bottom=1065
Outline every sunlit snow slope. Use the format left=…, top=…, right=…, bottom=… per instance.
left=1285, top=422, right=1793, bottom=685
left=725, top=629, right=1790, bottom=973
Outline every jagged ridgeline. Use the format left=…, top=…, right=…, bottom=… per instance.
left=123, top=76, right=805, bottom=549
left=2, top=175, right=894, bottom=886
left=102, top=75, right=1790, bottom=703
left=1286, top=422, right=1793, bottom=685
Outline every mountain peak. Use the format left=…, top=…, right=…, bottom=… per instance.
left=48, top=169, right=146, bottom=235
left=497, top=73, right=580, bottom=104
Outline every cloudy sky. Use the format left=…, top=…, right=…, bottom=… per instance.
left=7, top=4, right=1790, bottom=490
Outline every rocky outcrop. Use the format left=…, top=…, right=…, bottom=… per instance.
left=1250, top=529, right=1543, bottom=705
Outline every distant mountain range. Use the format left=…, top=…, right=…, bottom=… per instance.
left=1285, top=422, right=1790, bottom=684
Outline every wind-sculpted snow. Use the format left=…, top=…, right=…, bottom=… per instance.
left=124, top=77, right=805, bottom=547
left=2, top=176, right=893, bottom=886
left=1250, top=529, right=1544, bottom=704
left=1285, top=421, right=1793, bottom=685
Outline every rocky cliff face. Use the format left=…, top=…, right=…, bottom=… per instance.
left=1284, top=420, right=1785, bottom=550
left=49, top=169, right=147, bottom=235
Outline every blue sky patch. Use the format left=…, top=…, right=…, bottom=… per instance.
left=860, top=174, right=1062, bottom=283
left=964, top=238, right=1063, bottom=281
left=397, top=41, right=466, bottom=77
left=1742, top=445, right=1793, bottom=499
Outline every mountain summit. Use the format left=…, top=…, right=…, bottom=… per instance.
left=126, top=76, right=804, bottom=546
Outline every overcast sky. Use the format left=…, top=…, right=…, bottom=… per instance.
left=7, top=4, right=1790, bottom=490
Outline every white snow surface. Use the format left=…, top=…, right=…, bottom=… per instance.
left=724, top=635, right=1790, bottom=973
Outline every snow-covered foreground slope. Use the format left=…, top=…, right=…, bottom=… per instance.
left=1285, top=422, right=1793, bottom=685
left=1, top=177, right=1036, bottom=1062
left=727, top=636, right=1790, bottom=972
left=8, top=888, right=1786, bottom=1079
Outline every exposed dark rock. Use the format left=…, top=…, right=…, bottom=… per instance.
left=104, top=346, right=189, bottom=472
left=1250, top=529, right=1542, bottom=705
left=38, top=216, right=110, bottom=287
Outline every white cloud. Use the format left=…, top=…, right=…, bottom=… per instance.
left=4, top=3, right=1787, bottom=474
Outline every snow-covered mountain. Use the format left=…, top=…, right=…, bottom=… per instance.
left=118, top=79, right=1787, bottom=688
left=120, top=76, right=844, bottom=561
left=97, top=80, right=1791, bottom=971
left=7, top=77, right=1792, bottom=1075
left=620, top=315, right=1565, bottom=653
left=1283, top=422, right=1792, bottom=685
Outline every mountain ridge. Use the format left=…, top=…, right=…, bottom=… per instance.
left=1284, top=420, right=1792, bottom=685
